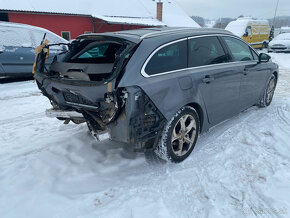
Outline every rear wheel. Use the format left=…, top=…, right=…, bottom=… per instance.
left=259, top=75, right=277, bottom=107
left=145, top=106, right=199, bottom=163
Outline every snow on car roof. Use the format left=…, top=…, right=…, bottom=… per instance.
left=0, top=0, right=200, bottom=28
left=0, top=21, right=68, bottom=42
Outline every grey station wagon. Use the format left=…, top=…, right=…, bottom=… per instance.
left=34, top=27, right=278, bottom=163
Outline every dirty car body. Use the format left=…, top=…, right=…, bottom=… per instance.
left=35, top=27, right=278, bottom=161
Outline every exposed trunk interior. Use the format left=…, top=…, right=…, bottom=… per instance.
left=42, top=37, right=137, bottom=84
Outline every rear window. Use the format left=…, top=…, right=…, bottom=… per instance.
left=78, top=44, right=109, bottom=59
left=69, top=42, right=122, bottom=64
left=145, top=40, right=187, bottom=75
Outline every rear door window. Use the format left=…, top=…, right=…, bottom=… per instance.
left=145, top=40, right=187, bottom=76
left=188, top=36, right=228, bottom=67
left=222, top=36, right=254, bottom=62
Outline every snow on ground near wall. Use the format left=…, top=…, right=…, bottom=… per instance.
left=0, top=53, right=290, bottom=218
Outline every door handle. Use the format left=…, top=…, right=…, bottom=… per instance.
left=202, top=75, right=215, bottom=83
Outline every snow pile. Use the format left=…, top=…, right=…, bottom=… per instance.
left=0, top=0, right=199, bottom=27
left=0, top=54, right=290, bottom=217
left=270, top=52, right=290, bottom=70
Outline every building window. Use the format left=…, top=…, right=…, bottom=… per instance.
left=61, top=31, right=71, bottom=41
left=0, top=12, right=9, bottom=22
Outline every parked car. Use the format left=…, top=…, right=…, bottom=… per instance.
left=268, top=33, right=290, bottom=53
left=225, top=17, right=270, bottom=49
left=34, top=27, right=278, bottom=163
left=280, top=26, right=290, bottom=34
left=0, top=22, right=68, bottom=78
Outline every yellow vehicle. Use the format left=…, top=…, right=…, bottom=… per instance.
left=225, top=18, right=270, bottom=49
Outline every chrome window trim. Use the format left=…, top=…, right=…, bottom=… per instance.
left=141, top=38, right=188, bottom=78
left=140, top=34, right=259, bottom=78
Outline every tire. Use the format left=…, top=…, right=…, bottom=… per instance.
left=146, top=106, right=199, bottom=163
left=259, top=75, right=277, bottom=107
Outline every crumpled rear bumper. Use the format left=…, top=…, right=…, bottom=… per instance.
left=36, top=73, right=166, bottom=151
left=35, top=72, right=107, bottom=111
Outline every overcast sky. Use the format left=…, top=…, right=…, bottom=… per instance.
left=175, top=0, right=290, bottom=19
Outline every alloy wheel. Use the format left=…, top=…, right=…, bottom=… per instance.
left=171, top=114, right=197, bottom=156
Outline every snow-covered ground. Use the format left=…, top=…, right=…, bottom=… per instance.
left=0, top=53, right=290, bottom=218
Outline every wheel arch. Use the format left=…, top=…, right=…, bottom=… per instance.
left=187, top=102, right=204, bottom=133
left=273, top=71, right=278, bottom=80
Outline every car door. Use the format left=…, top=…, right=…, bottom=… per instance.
left=188, top=36, right=243, bottom=125
left=0, top=26, right=36, bottom=77
left=222, top=36, right=270, bottom=110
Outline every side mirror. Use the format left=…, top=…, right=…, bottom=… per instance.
left=258, top=53, right=271, bottom=63
left=243, top=32, right=249, bottom=37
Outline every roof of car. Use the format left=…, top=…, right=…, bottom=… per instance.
left=77, top=27, right=233, bottom=43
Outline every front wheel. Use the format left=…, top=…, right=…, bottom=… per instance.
left=146, top=106, right=199, bottom=163
left=259, top=75, right=277, bottom=107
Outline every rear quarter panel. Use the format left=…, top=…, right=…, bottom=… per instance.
left=118, top=37, right=210, bottom=132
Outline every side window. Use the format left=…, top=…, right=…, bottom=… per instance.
left=188, top=36, right=228, bottom=67
left=145, top=40, right=187, bottom=76
left=0, top=27, right=32, bottom=47
left=223, top=36, right=254, bottom=62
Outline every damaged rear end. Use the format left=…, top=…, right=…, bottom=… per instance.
left=34, top=33, right=165, bottom=152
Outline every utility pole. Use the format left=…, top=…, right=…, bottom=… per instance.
left=273, top=0, right=280, bottom=27
left=270, top=0, right=280, bottom=41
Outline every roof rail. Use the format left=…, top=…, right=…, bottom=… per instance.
left=140, top=27, right=197, bottom=39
